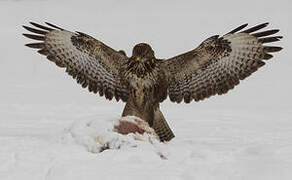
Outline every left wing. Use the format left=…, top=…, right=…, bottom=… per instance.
left=23, top=22, right=129, bottom=102
left=163, top=23, right=282, bottom=103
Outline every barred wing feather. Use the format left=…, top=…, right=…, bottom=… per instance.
left=23, top=22, right=129, bottom=102
left=164, top=23, right=282, bottom=103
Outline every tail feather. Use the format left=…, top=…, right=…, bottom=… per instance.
left=153, top=109, right=175, bottom=141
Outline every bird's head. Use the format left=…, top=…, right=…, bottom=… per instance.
left=131, top=43, right=155, bottom=62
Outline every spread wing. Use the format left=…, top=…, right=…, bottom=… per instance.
left=23, top=22, right=129, bottom=102
left=164, top=23, right=282, bottom=103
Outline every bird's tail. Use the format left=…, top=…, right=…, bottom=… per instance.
left=153, top=108, right=175, bottom=142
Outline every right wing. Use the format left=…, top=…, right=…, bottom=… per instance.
left=23, top=22, right=129, bottom=102
left=163, top=23, right=282, bottom=103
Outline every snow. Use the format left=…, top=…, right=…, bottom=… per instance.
left=1, top=0, right=292, bottom=179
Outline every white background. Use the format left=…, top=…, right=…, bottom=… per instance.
left=0, top=0, right=291, bottom=179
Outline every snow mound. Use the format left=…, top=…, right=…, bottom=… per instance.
left=68, top=116, right=163, bottom=154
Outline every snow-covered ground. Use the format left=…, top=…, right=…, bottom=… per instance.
left=1, top=0, right=292, bottom=179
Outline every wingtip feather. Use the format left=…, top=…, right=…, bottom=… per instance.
left=264, top=46, right=283, bottom=52
left=23, top=33, right=45, bottom=41
left=241, top=22, right=270, bottom=33
left=25, top=43, right=44, bottom=49
left=29, top=22, right=54, bottom=31
left=227, top=23, right=248, bottom=34
left=23, top=25, right=47, bottom=34
left=44, top=22, right=64, bottom=30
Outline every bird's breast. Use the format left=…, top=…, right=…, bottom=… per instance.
left=128, top=75, right=155, bottom=106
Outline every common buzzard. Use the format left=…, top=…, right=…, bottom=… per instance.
left=23, top=22, right=282, bottom=141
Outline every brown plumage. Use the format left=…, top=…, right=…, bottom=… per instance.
left=23, top=22, right=282, bottom=142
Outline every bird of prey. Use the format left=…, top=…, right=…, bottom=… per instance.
left=23, top=22, right=282, bottom=142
